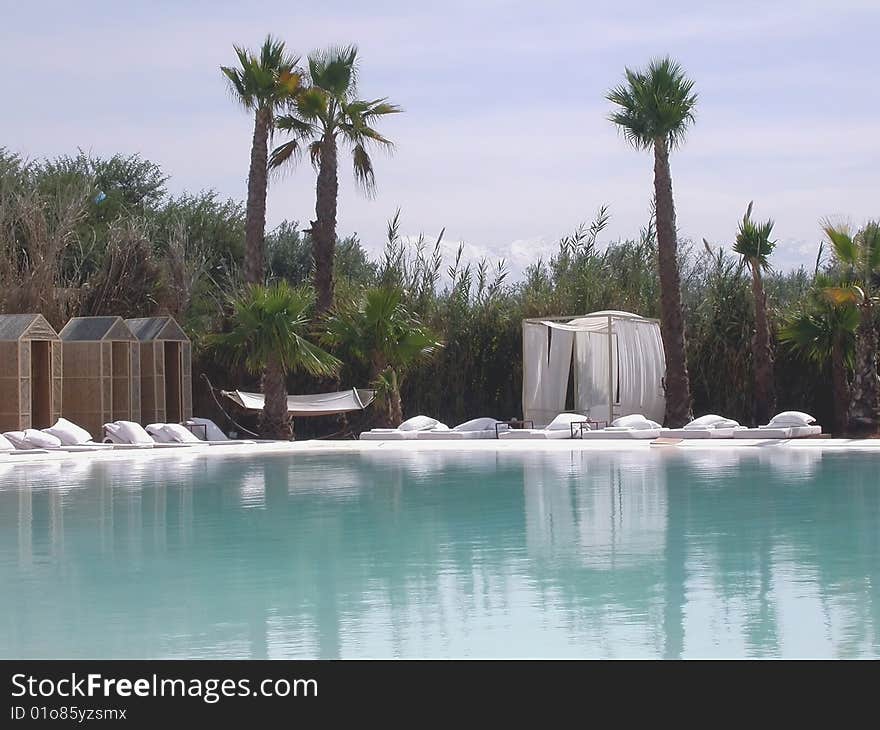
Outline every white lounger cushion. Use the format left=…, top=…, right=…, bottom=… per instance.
left=581, top=427, right=662, bottom=439
left=734, top=425, right=821, bottom=439
left=186, top=417, right=228, bottom=441
left=3, top=429, right=63, bottom=449
left=767, top=411, right=816, bottom=427
left=0, top=433, right=13, bottom=451
left=417, top=428, right=499, bottom=440
left=360, top=430, right=420, bottom=440
left=147, top=423, right=201, bottom=444
left=43, top=417, right=94, bottom=445
left=104, top=421, right=154, bottom=445
left=499, top=428, right=573, bottom=440
left=611, top=414, right=662, bottom=430
left=665, top=427, right=744, bottom=439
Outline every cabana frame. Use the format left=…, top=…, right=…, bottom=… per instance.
left=522, top=311, right=665, bottom=426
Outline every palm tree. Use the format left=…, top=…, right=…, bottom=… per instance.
left=214, top=282, right=339, bottom=439
left=779, top=278, right=858, bottom=434
left=321, top=286, right=441, bottom=426
left=607, top=57, right=697, bottom=426
left=222, top=36, right=302, bottom=285
left=823, top=221, right=880, bottom=434
left=733, top=201, right=777, bottom=424
left=271, top=45, right=401, bottom=312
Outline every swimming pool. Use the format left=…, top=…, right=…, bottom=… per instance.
left=1, top=447, right=878, bottom=658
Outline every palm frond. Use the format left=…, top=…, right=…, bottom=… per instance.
left=309, top=44, right=359, bottom=98
left=733, top=201, right=776, bottom=271
left=221, top=36, right=301, bottom=115
left=607, top=56, right=697, bottom=150
left=211, top=281, right=339, bottom=377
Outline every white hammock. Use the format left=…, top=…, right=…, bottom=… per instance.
left=222, top=388, right=375, bottom=416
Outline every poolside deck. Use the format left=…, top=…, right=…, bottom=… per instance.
left=2, top=435, right=880, bottom=468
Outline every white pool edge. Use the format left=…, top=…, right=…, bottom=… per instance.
left=1, top=435, right=879, bottom=467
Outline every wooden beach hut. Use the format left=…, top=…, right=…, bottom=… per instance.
left=125, top=316, right=192, bottom=425
left=59, top=316, right=140, bottom=439
left=0, top=314, right=63, bottom=432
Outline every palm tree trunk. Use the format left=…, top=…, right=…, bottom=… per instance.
left=653, top=137, right=692, bottom=427
left=259, top=355, right=292, bottom=440
left=244, top=107, right=270, bottom=286
left=831, top=336, right=850, bottom=435
left=369, top=356, right=395, bottom=428
left=389, top=369, right=403, bottom=426
left=749, top=265, right=776, bottom=425
left=849, top=301, right=880, bottom=434
left=312, top=132, right=338, bottom=313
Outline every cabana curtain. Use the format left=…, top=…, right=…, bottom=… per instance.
left=522, top=311, right=665, bottom=426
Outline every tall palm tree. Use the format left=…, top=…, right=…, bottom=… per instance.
left=214, top=282, right=339, bottom=439
left=607, top=57, right=697, bottom=426
left=823, top=221, right=880, bottom=433
left=271, top=45, right=401, bottom=312
left=779, top=280, right=858, bottom=434
left=222, top=36, right=302, bottom=285
left=321, top=286, right=441, bottom=426
left=733, top=202, right=777, bottom=424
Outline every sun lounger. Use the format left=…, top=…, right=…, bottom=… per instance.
left=416, top=417, right=505, bottom=439
left=360, top=415, right=449, bottom=440
left=577, top=413, right=665, bottom=440
left=498, top=413, right=584, bottom=440
left=663, top=427, right=745, bottom=439
left=663, top=414, right=744, bottom=439
left=733, top=425, right=822, bottom=439
left=580, top=427, right=664, bottom=439
left=733, top=411, right=822, bottom=439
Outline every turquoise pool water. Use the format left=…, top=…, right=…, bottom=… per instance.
left=1, top=448, right=879, bottom=658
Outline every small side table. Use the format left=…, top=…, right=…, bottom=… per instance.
left=570, top=420, right=609, bottom=438
left=185, top=423, right=208, bottom=441
left=495, top=419, right=534, bottom=438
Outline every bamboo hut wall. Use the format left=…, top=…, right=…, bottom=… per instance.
left=0, top=317, right=62, bottom=432
left=59, top=319, right=138, bottom=439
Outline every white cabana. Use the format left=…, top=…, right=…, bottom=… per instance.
left=522, top=311, right=665, bottom=426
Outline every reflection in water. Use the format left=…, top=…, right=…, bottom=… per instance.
left=0, top=448, right=879, bottom=658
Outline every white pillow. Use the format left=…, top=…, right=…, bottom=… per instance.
left=159, top=423, right=201, bottom=443
left=546, top=413, right=586, bottom=431
left=398, top=415, right=440, bottom=432
left=4, top=429, right=62, bottom=449
left=145, top=424, right=172, bottom=443
left=612, top=414, right=662, bottom=430
left=0, top=433, right=13, bottom=450
left=44, top=417, right=93, bottom=445
left=683, top=415, right=740, bottom=430
left=684, top=414, right=726, bottom=429
left=3, top=431, right=29, bottom=449
left=186, top=417, right=228, bottom=441
left=105, top=421, right=153, bottom=444
left=767, top=411, right=815, bottom=427
left=453, top=417, right=499, bottom=432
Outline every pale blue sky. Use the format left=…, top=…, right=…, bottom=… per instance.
left=2, top=0, right=878, bottom=275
